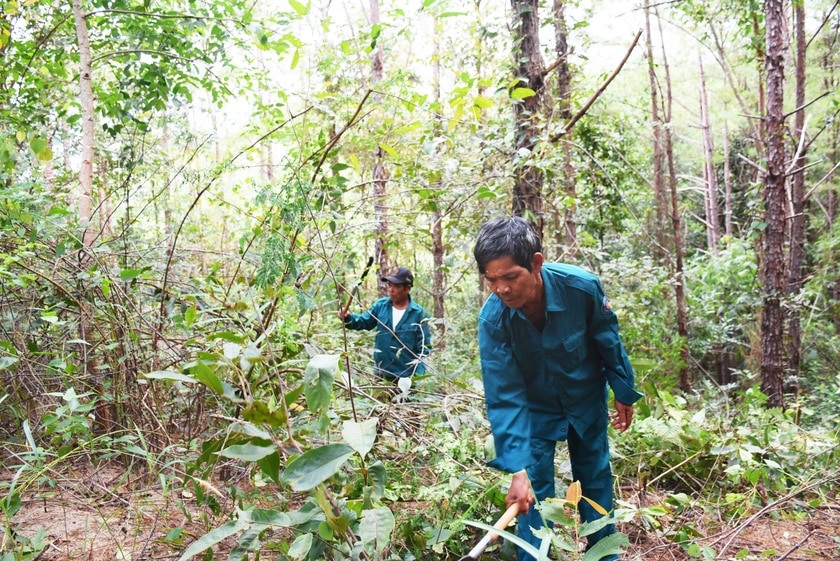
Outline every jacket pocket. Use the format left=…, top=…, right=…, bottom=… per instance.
left=557, top=330, right=586, bottom=372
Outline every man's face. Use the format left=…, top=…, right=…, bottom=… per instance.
left=386, top=281, right=410, bottom=306
left=482, top=254, right=543, bottom=309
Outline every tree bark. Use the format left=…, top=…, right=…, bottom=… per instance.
left=760, top=0, right=788, bottom=409
left=510, top=0, right=544, bottom=238
left=655, top=4, right=691, bottom=393
left=553, top=0, right=576, bottom=259
left=698, top=55, right=721, bottom=254
left=72, top=0, right=95, bottom=251
left=785, top=0, right=807, bottom=393
left=370, top=0, right=389, bottom=295
left=644, top=5, right=669, bottom=261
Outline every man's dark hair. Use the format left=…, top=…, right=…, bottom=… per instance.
left=473, top=216, right=542, bottom=275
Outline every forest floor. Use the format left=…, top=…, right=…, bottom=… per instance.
left=6, top=461, right=839, bottom=561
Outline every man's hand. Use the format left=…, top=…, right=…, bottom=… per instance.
left=612, top=400, right=634, bottom=432
left=506, top=470, right=535, bottom=515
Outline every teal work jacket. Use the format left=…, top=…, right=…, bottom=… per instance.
left=477, top=263, right=643, bottom=473
left=344, top=296, right=431, bottom=379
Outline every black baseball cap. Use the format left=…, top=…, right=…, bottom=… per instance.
left=381, top=267, right=414, bottom=286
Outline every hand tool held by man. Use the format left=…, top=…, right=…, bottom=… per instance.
left=458, top=503, right=520, bottom=561
left=341, top=256, right=374, bottom=317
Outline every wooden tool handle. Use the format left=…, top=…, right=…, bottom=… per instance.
left=465, top=503, right=520, bottom=559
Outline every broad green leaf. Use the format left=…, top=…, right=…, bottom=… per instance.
left=288, top=533, right=313, bottom=560
left=242, top=401, right=287, bottom=426
left=143, top=370, right=197, bottom=384
left=177, top=516, right=249, bottom=561
left=378, top=143, right=397, bottom=158
left=359, top=507, right=395, bottom=555
left=218, top=443, right=277, bottom=462
left=29, top=137, right=46, bottom=154
left=342, top=418, right=378, bottom=459
left=304, top=354, right=338, bottom=417
left=281, top=444, right=354, bottom=491
left=257, top=451, right=281, bottom=482
left=582, top=532, right=628, bottom=561
left=184, top=305, right=197, bottom=327
left=119, top=267, right=149, bottom=282
left=367, top=461, right=387, bottom=501
left=510, top=87, right=536, bottom=100
left=472, top=96, right=494, bottom=109
left=392, top=121, right=421, bottom=135
left=190, top=361, right=224, bottom=395
left=288, top=0, right=308, bottom=16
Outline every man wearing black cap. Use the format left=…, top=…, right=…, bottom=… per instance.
left=338, top=266, right=432, bottom=381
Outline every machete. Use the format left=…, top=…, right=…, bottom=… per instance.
left=341, top=256, right=374, bottom=316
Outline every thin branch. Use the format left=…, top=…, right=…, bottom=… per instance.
left=549, top=28, right=643, bottom=142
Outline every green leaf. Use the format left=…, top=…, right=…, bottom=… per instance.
left=581, top=532, right=628, bottom=561
left=304, top=354, right=338, bottom=419
left=359, top=507, right=395, bottom=555
left=190, top=361, right=224, bottom=395
left=119, top=267, right=149, bottom=282
left=510, top=87, right=536, bottom=100
left=281, top=444, right=354, bottom=491
left=143, top=371, right=197, bottom=384
left=342, top=418, right=378, bottom=459
left=473, top=96, right=494, bottom=109
left=378, top=143, right=397, bottom=158
left=288, top=533, right=313, bottom=560
left=177, top=516, right=249, bottom=561
left=218, top=443, right=277, bottom=462
left=242, top=401, right=287, bottom=426
left=288, top=0, right=309, bottom=16
left=257, top=451, right=281, bottom=482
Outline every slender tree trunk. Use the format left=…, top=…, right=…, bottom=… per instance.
left=431, top=15, right=446, bottom=347
left=73, top=0, right=113, bottom=432
left=370, top=0, right=389, bottom=294
left=723, top=119, right=733, bottom=236
left=785, top=0, right=807, bottom=393
left=645, top=5, right=669, bottom=261
left=511, top=0, right=544, bottom=237
left=656, top=4, right=691, bottom=392
left=698, top=55, right=721, bottom=254
left=554, top=0, right=576, bottom=258
left=760, top=0, right=788, bottom=409
left=73, top=0, right=95, bottom=250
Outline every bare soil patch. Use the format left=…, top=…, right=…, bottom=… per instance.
left=6, top=463, right=840, bottom=560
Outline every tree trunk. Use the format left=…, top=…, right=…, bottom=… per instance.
left=431, top=15, right=445, bottom=347
left=553, top=0, right=576, bottom=259
left=510, top=0, right=544, bottom=238
left=655, top=3, right=691, bottom=392
left=370, top=0, right=389, bottom=295
left=698, top=55, right=721, bottom=254
left=644, top=5, right=669, bottom=262
left=785, top=0, right=807, bottom=394
left=72, top=0, right=95, bottom=251
left=760, top=0, right=788, bottom=409
left=723, top=119, right=733, bottom=237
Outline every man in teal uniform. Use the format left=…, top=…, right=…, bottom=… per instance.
left=473, top=217, right=642, bottom=561
left=339, top=266, right=431, bottom=381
